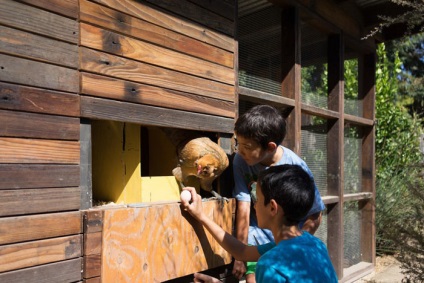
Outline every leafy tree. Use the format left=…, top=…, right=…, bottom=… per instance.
left=375, top=42, right=424, bottom=277
left=386, top=33, right=424, bottom=117
left=365, top=0, right=424, bottom=39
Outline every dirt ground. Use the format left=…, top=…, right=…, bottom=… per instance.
left=374, top=255, right=400, bottom=273
left=356, top=255, right=405, bottom=283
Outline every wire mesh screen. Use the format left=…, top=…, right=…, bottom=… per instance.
left=238, top=3, right=282, bottom=95
left=344, top=202, right=362, bottom=267
left=301, top=21, right=328, bottom=109
left=314, top=208, right=328, bottom=244
left=301, top=115, right=328, bottom=196
left=344, top=126, right=363, bottom=194
left=344, top=55, right=363, bottom=116
left=238, top=100, right=290, bottom=120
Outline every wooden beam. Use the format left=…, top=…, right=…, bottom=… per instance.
left=281, top=5, right=300, bottom=152
left=80, top=96, right=234, bottom=133
left=326, top=33, right=344, bottom=279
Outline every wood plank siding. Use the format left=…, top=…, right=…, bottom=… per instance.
left=79, top=0, right=237, bottom=132
left=0, top=0, right=236, bottom=281
left=0, top=0, right=81, bottom=281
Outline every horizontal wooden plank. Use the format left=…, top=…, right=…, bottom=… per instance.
left=80, top=47, right=234, bottom=102
left=0, top=164, right=79, bottom=189
left=0, top=110, right=79, bottom=140
left=81, top=73, right=234, bottom=118
left=17, top=0, right=79, bottom=18
left=144, top=0, right=234, bottom=36
left=101, top=199, right=235, bottom=282
left=83, top=254, right=101, bottom=279
left=91, top=0, right=234, bottom=51
left=0, top=187, right=81, bottom=216
left=0, top=83, right=80, bottom=116
left=0, top=25, right=78, bottom=68
left=344, top=192, right=373, bottom=202
left=80, top=23, right=234, bottom=85
left=344, top=113, right=374, bottom=126
left=84, top=232, right=102, bottom=255
left=80, top=0, right=233, bottom=68
left=239, top=86, right=295, bottom=108
left=84, top=277, right=101, bottom=283
left=83, top=210, right=104, bottom=234
left=0, top=137, right=80, bottom=164
left=0, top=0, right=78, bottom=43
left=301, top=103, right=340, bottom=120
left=322, top=195, right=340, bottom=205
left=0, top=258, right=82, bottom=283
left=0, top=54, right=79, bottom=93
left=0, top=235, right=82, bottom=273
left=0, top=212, right=81, bottom=245
left=80, top=96, right=235, bottom=133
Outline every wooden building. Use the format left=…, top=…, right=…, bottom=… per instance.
left=0, top=0, right=418, bottom=282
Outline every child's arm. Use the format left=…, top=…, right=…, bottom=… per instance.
left=181, top=187, right=260, bottom=262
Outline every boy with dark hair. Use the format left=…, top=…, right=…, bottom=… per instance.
left=181, top=165, right=337, bottom=283
left=232, top=105, right=325, bottom=281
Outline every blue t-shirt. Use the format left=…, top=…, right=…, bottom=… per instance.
left=233, top=146, right=325, bottom=245
left=256, top=232, right=338, bottom=283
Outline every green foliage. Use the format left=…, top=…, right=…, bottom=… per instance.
left=364, top=0, right=424, bottom=39
left=388, top=169, right=424, bottom=282
left=387, top=33, right=424, bottom=117
left=375, top=43, right=423, bottom=181
left=374, top=43, right=424, bottom=280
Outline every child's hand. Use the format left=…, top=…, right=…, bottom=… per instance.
left=193, top=272, right=221, bottom=283
left=181, top=187, right=204, bottom=220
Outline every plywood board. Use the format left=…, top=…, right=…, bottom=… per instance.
left=101, top=200, right=235, bottom=282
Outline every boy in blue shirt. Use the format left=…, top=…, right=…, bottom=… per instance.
left=181, top=165, right=337, bottom=283
left=232, top=105, right=325, bottom=281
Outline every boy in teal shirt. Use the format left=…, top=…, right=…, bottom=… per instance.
left=181, top=165, right=337, bottom=283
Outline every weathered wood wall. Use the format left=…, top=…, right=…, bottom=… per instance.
left=79, top=0, right=236, bottom=133
left=0, top=0, right=82, bottom=282
left=0, top=0, right=236, bottom=281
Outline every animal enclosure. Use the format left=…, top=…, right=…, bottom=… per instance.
left=2, top=0, right=417, bottom=282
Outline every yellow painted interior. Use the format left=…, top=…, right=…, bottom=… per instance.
left=141, top=127, right=180, bottom=201
left=141, top=176, right=180, bottom=202
left=92, top=121, right=182, bottom=204
left=92, top=120, right=141, bottom=204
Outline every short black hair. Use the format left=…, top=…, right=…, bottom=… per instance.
left=258, top=164, right=315, bottom=225
left=234, top=105, right=286, bottom=149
